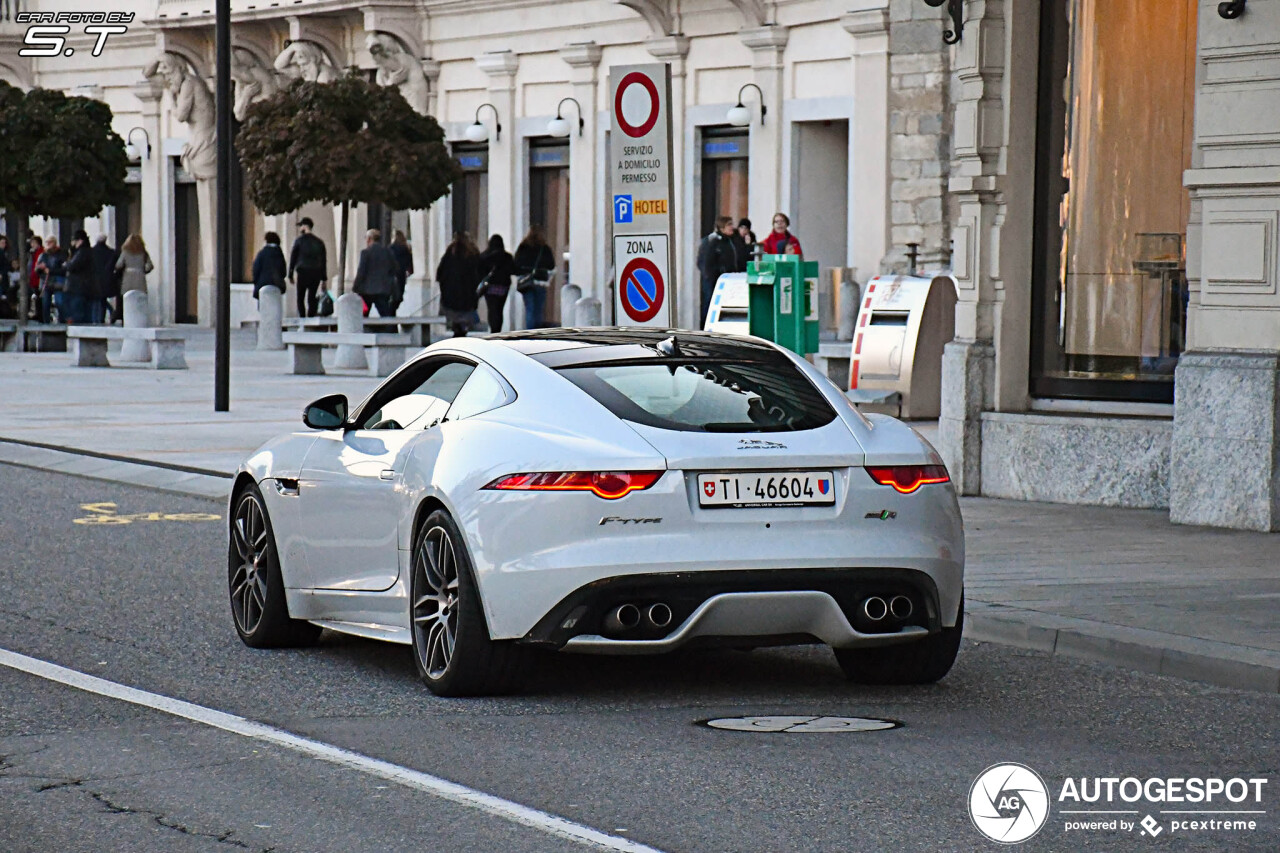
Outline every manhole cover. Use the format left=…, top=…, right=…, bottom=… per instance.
left=699, top=715, right=901, bottom=733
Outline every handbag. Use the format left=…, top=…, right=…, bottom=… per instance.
left=476, top=270, right=494, bottom=297
left=515, top=272, right=535, bottom=294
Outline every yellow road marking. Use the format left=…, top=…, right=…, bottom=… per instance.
left=73, top=502, right=221, bottom=525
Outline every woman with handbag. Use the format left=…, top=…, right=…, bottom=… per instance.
left=513, top=225, right=555, bottom=330
left=476, top=234, right=514, bottom=333
left=251, top=232, right=288, bottom=300
left=115, top=234, right=154, bottom=295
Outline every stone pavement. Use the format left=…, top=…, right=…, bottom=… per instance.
left=2, top=331, right=1277, bottom=693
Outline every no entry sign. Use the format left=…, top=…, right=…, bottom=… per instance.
left=614, top=234, right=670, bottom=327
left=610, top=63, right=676, bottom=327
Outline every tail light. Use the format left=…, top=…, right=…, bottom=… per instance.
left=483, top=471, right=663, bottom=500
left=866, top=465, right=950, bottom=494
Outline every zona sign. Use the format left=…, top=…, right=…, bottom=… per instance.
left=614, top=71, right=661, bottom=138
left=619, top=257, right=665, bottom=323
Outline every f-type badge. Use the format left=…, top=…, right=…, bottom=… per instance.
left=599, top=516, right=662, bottom=526
left=865, top=510, right=897, bottom=520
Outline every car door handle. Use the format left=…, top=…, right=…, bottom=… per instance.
left=379, top=469, right=396, bottom=481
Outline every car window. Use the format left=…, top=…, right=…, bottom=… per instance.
left=361, top=361, right=476, bottom=430
left=446, top=365, right=512, bottom=421
left=557, top=359, right=836, bottom=433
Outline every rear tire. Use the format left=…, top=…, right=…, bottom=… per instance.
left=835, top=597, right=963, bottom=685
left=228, top=485, right=322, bottom=649
left=409, top=509, right=532, bottom=696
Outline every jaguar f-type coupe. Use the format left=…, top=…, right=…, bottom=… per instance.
left=228, top=329, right=964, bottom=695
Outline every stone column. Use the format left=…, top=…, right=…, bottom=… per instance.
left=476, top=50, right=520, bottom=327
left=646, top=36, right=691, bottom=327
left=120, top=291, right=152, bottom=362
left=131, top=81, right=167, bottom=326
left=842, top=8, right=891, bottom=277
left=560, top=42, right=603, bottom=303
left=257, top=285, right=284, bottom=350
left=741, top=23, right=789, bottom=251
left=403, top=58, right=442, bottom=317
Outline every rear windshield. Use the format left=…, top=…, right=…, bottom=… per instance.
left=557, top=359, right=837, bottom=432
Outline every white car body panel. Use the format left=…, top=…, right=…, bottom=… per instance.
left=233, top=332, right=965, bottom=653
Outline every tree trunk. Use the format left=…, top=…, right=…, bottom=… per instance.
left=15, top=210, right=30, bottom=326
left=336, top=200, right=349, bottom=296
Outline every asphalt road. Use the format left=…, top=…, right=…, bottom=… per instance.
left=1, top=463, right=1276, bottom=853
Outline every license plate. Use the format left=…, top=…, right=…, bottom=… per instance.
left=697, top=471, right=836, bottom=508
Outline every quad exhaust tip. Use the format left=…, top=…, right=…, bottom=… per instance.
left=862, top=596, right=888, bottom=622
left=647, top=602, right=673, bottom=628
left=889, top=595, right=914, bottom=620
left=605, top=603, right=642, bottom=633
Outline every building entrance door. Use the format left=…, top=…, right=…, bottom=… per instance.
left=700, top=128, right=750, bottom=239
left=528, top=140, right=570, bottom=327
left=174, top=179, right=199, bottom=324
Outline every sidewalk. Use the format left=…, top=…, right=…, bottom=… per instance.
left=2, top=333, right=1277, bottom=693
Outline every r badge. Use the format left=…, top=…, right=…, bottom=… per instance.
left=865, top=510, right=897, bottom=520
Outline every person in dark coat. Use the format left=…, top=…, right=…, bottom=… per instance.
left=90, top=235, right=119, bottom=324
left=63, top=230, right=95, bottom=325
left=251, top=232, right=288, bottom=299
left=388, top=229, right=413, bottom=316
left=35, top=236, right=65, bottom=323
left=733, top=218, right=757, bottom=270
left=288, top=216, right=328, bottom=318
left=513, top=225, right=555, bottom=330
left=476, top=234, right=514, bottom=333
left=352, top=228, right=400, bottom=318
left=436, top=233, right=481, bottom=337
left=696, top=216, right=737, bottom=328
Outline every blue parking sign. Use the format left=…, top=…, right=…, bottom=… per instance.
left=613, top=195, right=633, bottom=224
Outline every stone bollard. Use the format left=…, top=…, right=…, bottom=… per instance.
left=333, top=291, right=367, bottom=370
left=575, top=296, right=602, bottom=327
left=838, top=276, right=861, bottom=341
left=257, top=286, right=284, bottom=351
left=119, top=290, right=151, bottom=362
left=559, top=284, right=581, bottom=327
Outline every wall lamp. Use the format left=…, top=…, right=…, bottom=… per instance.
left=922, top=0, right=963, bottom=44
left=547, top=97, right=584, bottom=138
left=125, top=127, right=151, bottom=161
left=1219, top=1, right=1246, bottom=19
left=727, top=83, right=766, bottom=127
left=465, top=103, right=501, bottom=143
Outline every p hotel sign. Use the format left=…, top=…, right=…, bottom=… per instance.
left=610, top=63, right=676, bottom=328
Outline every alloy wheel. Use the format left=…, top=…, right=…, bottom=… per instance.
left=413, top=526, right=460, bottom=679
left=230, top=494, right=270, bottom=636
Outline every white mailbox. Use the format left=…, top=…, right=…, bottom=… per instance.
left=846, top=274, right=957, bottom=419
left=703, top=272, right=749, bottom=334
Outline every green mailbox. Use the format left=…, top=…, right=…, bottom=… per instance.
left=746, top=254, right=820, bottom=356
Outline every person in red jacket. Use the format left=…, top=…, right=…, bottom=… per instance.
left=760, top=212, right=803, bottom=257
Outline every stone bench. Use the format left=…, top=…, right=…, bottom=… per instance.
left=282, top=331, right=411, bottom=377
left=67, top=326, right=189, bottom=369
left=1, top=322, right=69, bottom=353
left=286, top=314, right=446, bottom=347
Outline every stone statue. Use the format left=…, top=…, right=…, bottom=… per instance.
left=230, top=46, right=281, bottom=121
left=366, top=32, right=428, bottom=114
left=274, top=40, right=339, bottom=83
left=144, top=53, right=215, bottom=181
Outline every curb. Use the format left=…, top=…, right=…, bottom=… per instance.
left=966, top=600, right=1280, bottom=695
left=0, top=439, right=231, bottom=501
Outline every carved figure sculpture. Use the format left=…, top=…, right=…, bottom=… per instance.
left=144, top=53, right=216, bottom=180
left=274, top=40, right=339, bottom=83
left=366, top=32, right=428, bottom=113
left=230, top=46, right=281, bottom=121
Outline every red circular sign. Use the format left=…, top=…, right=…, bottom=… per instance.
left=619, top=258, right=665, bottom=323
left=614, top=72, right=661, bottom=139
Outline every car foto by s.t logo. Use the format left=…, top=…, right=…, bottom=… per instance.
left=16, top=11, right=133, bottom=58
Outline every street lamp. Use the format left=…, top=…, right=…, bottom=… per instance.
left=547, top=97, right=584, bottom=138
left=125, top=127, right=151, bottom=160
left=727, top=83, right=766, bottom=127
left=465, top=103, right=502, bottom=143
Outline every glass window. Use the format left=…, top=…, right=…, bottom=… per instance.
left=446, top=365, right=512, bottom=421
left=1031, top=0, right=1197, bottom=402
left=361, top=361, right=475, bottom=430
left=557, top=359, right=836, bottom=433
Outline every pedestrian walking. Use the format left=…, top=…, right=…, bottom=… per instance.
left=288, top=217, right=328, bottom=318
left=35, top=236, right=66, bottom=324
left=63, top=230, right=94, bottom=325
left=389, top=230, right=413, bottom=316
left=251, top=232, right=288, bottom=299
left=114, top=233, right=153, bottom=297
left=352, top=228, right=399, bottom=318
left=476, top=234, right=514, bottom=333
left=513, top=225, right=555, bottom=330
left=436, top=233, right=481, bottom=337
left=697, top=216, right=737, bottom=327
left=90, top=235, right=118, bottom=324
left=761, top=212, right=803, bottom=257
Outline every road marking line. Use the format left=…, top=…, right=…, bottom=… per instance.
left=0, top=647, right=665, bottom=853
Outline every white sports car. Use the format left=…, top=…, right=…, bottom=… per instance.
left=228, top=329, right=964, bottom=696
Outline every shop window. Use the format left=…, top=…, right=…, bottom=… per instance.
left=1031, top=0, right=1197, bottom=402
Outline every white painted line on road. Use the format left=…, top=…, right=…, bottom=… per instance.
left=0, top=647, right=666, bottom=853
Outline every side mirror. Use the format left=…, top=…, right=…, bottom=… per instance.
left=303, top=394, right=348, bottom=430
